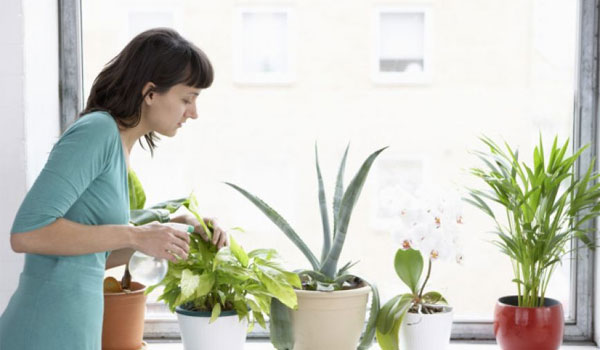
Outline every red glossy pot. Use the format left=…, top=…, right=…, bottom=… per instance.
left=494, top=296, right=564, bottom=350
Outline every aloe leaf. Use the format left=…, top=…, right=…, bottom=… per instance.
left=315, top=143, right=332, bottom=264
left=321, top=147, right=388, bottom=277
left=225, top=182, right=320, bottom=271
left=269, top=298, right=294, bottom=350
left=357, top=281, right=380, bottom=350
left=333, top=143, right=350, bottom=237
left=337, top=260, right=360, bottom=276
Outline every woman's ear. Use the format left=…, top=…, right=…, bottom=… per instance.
left=142, top=82, right=157, bottom=105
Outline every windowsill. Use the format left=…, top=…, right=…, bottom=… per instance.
left=145, top=340, right=598, bottom=349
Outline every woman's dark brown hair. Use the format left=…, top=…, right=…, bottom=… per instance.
left=82, top=28, right=214, bottom=155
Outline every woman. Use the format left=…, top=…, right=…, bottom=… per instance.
left=0, top=28, right=227, bottom=349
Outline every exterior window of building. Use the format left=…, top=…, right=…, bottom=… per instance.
left=234, top=8, right=294, bottom=84
left=374, top=7, right=432, bottom=84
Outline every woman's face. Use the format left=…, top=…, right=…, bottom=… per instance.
left=143, top=83, right=201, bottom=137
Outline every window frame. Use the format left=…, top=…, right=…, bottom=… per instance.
left=61, top=0, right=598, bottom=341
left=233, top=6, right=296, bottom=85
left=372, top=5, right=433, bottom=85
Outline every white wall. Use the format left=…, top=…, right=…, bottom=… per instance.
left=0, top=0, right=59, bottom=311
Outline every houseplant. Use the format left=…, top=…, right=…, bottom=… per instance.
left=226, top=144, right=386, bottom=350
left=467, top=136, right=600, bottom=350
left=102, top=169, right=149, bottom=350
left=144, top=192, right=301, bottom=350
left=376, top=188, right=464, bottom=350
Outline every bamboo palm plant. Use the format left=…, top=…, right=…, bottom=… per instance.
left=467, top=136, right=600, bottom=307
left=226, top=144, right=387, bottom=350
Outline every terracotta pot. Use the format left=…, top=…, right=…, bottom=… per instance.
left=291, top=285, right=371, bottom=350
left=494, top=295, right=564, bottom=350
left=102, top=282, right=147, bottom=350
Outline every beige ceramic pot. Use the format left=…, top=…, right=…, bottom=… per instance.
left=102, top=282, right=147, bottom=350
left=291, top=285, right=371, bottom=350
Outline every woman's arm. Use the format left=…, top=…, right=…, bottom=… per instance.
left=105, top=248, right=135, bottom=270
left=10, top=218, right=190, bottom=262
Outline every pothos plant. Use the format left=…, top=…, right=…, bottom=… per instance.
left=226, top=144, right=386, bottom=350
left=127, top=171, right=301, bottom=329
left=146, top=193, right=301, bottom=330
left=376, top=188, right=464, bottom=350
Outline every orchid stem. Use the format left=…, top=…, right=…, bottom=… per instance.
left=418, top=258, right=432, bottom=299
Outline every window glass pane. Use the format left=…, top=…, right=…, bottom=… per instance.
left=81, top=0, right=578, bottom=328
left=241, top=12, right=288, bottom=74
left=379, top=12, right=425, bottom=73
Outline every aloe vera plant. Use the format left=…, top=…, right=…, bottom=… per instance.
left=226, top=144, right=387, bottom=350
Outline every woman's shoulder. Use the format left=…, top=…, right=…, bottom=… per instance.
left=64, top=111, right=120, bottom=139
left=73, top=110, right=118, bottom=131
left=57, top=110, right=121, bottom=151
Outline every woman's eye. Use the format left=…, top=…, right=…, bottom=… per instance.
left=183, top=99, right=191, bottom=104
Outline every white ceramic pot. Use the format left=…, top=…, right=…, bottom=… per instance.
left=399, top=306, right=454, bottom=350
left=175, top=307, right=247, bottom=350
left=291, top=285, right=371, bottom=350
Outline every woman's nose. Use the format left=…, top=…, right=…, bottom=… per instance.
left=186, top=105, right=198, bottom=119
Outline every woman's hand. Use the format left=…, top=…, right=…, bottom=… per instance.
left=187, top=215, right=229, bottom=249
left=131, top=222, right=190, bottom=263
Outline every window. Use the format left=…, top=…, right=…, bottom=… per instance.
left=61, top=0, right=595, bottom=342
left=374, top=7, right=432, bottom=84
left=233, top=8, right=295, bottom=84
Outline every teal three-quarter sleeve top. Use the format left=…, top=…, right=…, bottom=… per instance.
left=0, top=111, right=130, bottom=350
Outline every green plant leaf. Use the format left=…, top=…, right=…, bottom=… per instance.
left=421, top=291, right=447, bottom=305
left=225, top=182, right=320, bottom=270
left=148, top=197, right=188, bottom=212
left=229, top=235, right=249, bottom=267
left=315, top=143, right=332, bottom=264
left=321, top=147, right=387, bottom=277
left=376, top=293, right=412, bottom=340
left=358, top=281, right=381, bottom=350
left=183, top=192, right=212, bottom=240
left=333, top=143, right=350, bottom=238
left=128, top=169, right=146, bottom=210
left=256, top=269, right=298, bottom=310
left=209, top=302, right=221, bottom=324
left=394, top=248, right=423, bottom=294
left=269, top=298, right=294, bottom=350
left=129, top=208, right=170, bottom=226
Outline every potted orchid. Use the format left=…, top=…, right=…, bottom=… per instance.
left=376, top=187, right=464, bottom=350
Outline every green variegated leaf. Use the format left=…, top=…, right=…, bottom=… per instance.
left=128, top=169, right=146, bottom=210
left=210, top=303, right=221, bottom=324
left=229, top=236, right=249, bottom=267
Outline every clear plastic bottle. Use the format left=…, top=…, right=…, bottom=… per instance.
left=128, top=222, right=194, bottom=286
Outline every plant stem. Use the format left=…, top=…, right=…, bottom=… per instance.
left=418, top=258, right=432, bottom=299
